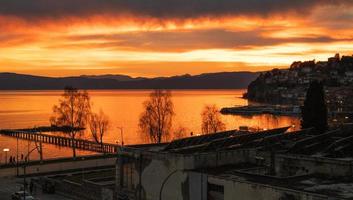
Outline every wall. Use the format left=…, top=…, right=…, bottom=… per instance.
left=191, top=149, right=256, bottom=169
left=118, top=148, right=256, bottom=200
left=254, top=151, right=353, bottom=177
left=141, top=158, right=188, bottom=200
left=119, top=148, right=353, bottom=200
left=49, top=178, right=114, bottom=200
left=188, top=172, right=207, bottom=200
left=275, top=154, right=353, bottom=177
left=0, top=156, right=116, bottom=177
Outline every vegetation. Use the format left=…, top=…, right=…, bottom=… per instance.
left=50, top=87, right=91, bottom=157
left=201, top=104, right=226, bottom=134
left=172, top=125, right=188, bottom=140
left=301, top=81, right=328, bottom=133
left=89, top=110, right=110, bottom=151
left=139, top=89, right=174, bottom=143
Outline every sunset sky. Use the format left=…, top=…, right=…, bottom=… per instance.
left=1, top=0, right=353, bottom=77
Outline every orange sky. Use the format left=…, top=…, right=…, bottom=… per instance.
left=1, top=1, right=353, bottom=77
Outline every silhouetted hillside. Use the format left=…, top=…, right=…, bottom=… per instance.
left=0, top=72, right=259, bottom=90
left=80, top=74, right=147, bottom=81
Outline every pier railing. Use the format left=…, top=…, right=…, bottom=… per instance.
left=0, top=130, right=119, bottom=153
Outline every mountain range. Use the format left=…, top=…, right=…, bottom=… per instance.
left=0, top=72, right=259, bottom=90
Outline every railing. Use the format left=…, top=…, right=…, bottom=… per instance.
left=0, top=130, right=119, bottom=153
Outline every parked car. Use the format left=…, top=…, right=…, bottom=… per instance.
left=11, top=191, right=35, bottom=200
left=21, top=196, right=35, bottom=200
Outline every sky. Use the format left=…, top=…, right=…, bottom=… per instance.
left=0, top=0, right=353, bottom=77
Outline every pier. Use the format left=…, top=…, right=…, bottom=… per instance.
left=220, top=105, right=301, bottom=116
left=0, top=130, right=119, bottom=154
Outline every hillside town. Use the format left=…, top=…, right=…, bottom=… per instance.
left=246, top=54, right=353, bottom=113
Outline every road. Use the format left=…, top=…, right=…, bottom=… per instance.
left=0, top=177, right=72, bottom=200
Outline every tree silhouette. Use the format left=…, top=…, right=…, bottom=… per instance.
left=201, top=104, right=226, bottom=134
left=172, top=125, right=188, bottom=140
left=50, top=87, right=91, bottom=157
left=301, top=81, right=328, bottom=133
left=139, top=89, right=174, bottom=143
left=89, top=110, right=110, bottom=152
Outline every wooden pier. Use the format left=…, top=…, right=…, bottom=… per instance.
left=0, top=130, right=119, bottom=153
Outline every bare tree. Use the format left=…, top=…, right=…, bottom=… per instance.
left=50, top=87, right=91, bottom=158
left=173, top=125, right=188, bottom=140
left=89, top=110, right=110, bottom=152
left=201, top=104, right=226, bottom=134
left=139, top=89, right=174, bottom=143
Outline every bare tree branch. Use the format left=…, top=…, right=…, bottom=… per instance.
left=201, top=104, right=226, bottom=134
left=89, top=110, right=110, bottom=152
left=50, top=87, right=91, bottom=157
left=173, top=125, right=188, bottom=140
left=139, top=89, right=174, bottom=143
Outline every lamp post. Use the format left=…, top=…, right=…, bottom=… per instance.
left=117, top=127, right=124, bottom=146
left=17, top=137, right=19, bottom=175
left=81, top=157, right=85, bottom=181
left=23, top=144, right=41, bottom=198
left=3, top=148, right=9, bottom=164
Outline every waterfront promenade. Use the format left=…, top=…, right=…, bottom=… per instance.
left=0, top=153, right=116, bottom=199
left=0, top=154, right=116, bottom=178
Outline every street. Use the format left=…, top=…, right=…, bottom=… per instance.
left=0, top=177, right=72, bottom=200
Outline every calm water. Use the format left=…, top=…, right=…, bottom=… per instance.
left=0, top=90, right=300, bottom=161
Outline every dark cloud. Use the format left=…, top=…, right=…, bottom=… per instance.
left=50, top=29, right=352, bottom=52
left=310, top=7, right=353, bottom=30
left=0, top=0, right=352, bottom=21
left=0, top=33, right=37, bottom=47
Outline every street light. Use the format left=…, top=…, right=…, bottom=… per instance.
left=17, top=136, right=19, bottom=176
left=81, top=157, right=85, bottom=181
left=117, top=127, right=124, bottom=146
left=22, top=144, right=41, bottom=199
left=3, top=148, right=9, bottom=164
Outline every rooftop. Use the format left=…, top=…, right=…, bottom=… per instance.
left=200, top=163, right=353, bottom=199
left=159, top=124, right=353, bottom=159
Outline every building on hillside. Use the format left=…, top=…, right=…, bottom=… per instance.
left=115, top=124, right=353, bottom=200
left=346, top=71, right=353, bottom=77
left=290, top=61, right=302, bottom=69
left=316, top=61, right=328, bottom=68
left=328, top=53, right=341, bottom=64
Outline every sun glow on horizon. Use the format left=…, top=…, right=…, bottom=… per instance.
left=1, top=2, right=353, bottom=77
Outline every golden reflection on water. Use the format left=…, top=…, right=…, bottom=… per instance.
left=0, top=90, right=300, bottom=160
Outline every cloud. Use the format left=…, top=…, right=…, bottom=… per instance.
left=0, top=0, right=352, bottom=21
left=47, top=29, right=352, bottom=52
left=1, top=0, right=353, bottom=77
left=0, top=33, right=38, bottom=47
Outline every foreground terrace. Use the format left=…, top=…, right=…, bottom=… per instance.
left=114, top=124, right=353, bottom=200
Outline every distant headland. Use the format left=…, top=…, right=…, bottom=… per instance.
left=0, top=71, right=259, bottom=90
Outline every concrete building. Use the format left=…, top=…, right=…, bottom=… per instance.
left=115, top=125, right=353, bottom=200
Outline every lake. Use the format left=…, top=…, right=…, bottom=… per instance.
left=0, top=90, right=300, bottom=161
